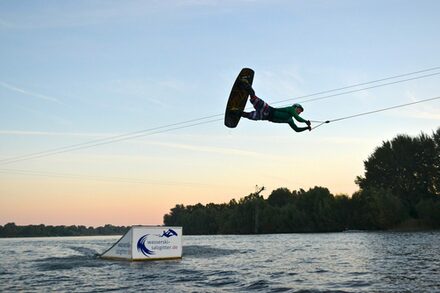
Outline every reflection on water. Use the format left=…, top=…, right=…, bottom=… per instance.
left=0, top=232, right=439, bottom=292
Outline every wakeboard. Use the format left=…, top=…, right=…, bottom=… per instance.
left=224, top=68, right=255, bottom=128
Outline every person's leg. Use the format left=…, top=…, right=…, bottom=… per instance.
left=239, top=79, right=271, bottom=121
left=249, top=95, right=266, bottom=110
left=242, top=110, right=259, bottom=120
left=242, top=95, right=270, bottom=120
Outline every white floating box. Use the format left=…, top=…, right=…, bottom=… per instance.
left=101, top=226, right=183, bottom=261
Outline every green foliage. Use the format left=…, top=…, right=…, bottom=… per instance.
left=356, top=130, right=440, bottom=216
left=350, top=188, right=408, bottom=230
left=164, top=186, right=350, bottom=234
left=416, top=199, right=440, bottom=228
left=267, top=188, right=294, bottom=207
left=0, top=223, right=129, bottom=238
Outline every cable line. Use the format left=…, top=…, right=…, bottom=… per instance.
left=272, top=66, right=440, bottom=104
left=311, top=95, right=440, bottom=130
left=1, top=67, right=440, bottom=165
left=279, top=71, right=440, bottom=106
left=271, top=66, right=440, bottom=106
left=0, top=114, right=222, bottom=164
left=0, top=118, right=221, bottom=165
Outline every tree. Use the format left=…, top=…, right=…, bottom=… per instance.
left=289, top=187, right=340, bottom=232
left=235, top=189, right=266, bottom=234
left=351, top=188, right=408, bottom=229
left=163, top=204, right=186, bottom=226
left=333, top=194, right=352, bottom=230
left=267, top=188, right=293, bottom=207
left=356, top=130, right=440, bottom=216
left=416, top=198, right=440, bottom=228
left=432, top=128, right=440, bottom=196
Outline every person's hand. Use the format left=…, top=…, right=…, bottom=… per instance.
left=306, top=120, right=311, bottom=126
left=308, top=125, right=312, bottom=131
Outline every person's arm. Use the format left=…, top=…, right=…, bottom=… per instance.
left=288, top=119, right=309, bottom=132
left=292, top=110, right=308, bottom=123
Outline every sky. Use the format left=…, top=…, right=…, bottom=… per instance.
left=1, top=0, right=439, bottom=227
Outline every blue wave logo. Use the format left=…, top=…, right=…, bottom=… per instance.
left=137, top=229, right=178, bottom=257
left=137, top=235, right=155, bottom=257
left=160, top=229, right=178, bottom=238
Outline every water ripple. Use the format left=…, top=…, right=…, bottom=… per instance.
left=34, top=255, right=106, bottom=271
left=0, top=233, right=439, bottom=292
left=183, top=244, right=244, bottom=258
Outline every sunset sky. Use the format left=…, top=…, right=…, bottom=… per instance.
left=1, top=0, right=440, bottom=226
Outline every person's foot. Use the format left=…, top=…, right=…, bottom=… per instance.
left=229, top=108, right=242, bottom=117
left=239, top=78, right=255, bottom=96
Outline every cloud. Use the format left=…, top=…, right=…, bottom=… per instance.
left=0, top=81, right=61, bottom=103
left=151, top=141, right=262, bottom=157
left=0, top=1, right=209, bottom=30
left=381, top=93, right=440, bottom=120
left=0, top=168, right=224, bottom=187
left=0, top=5, right=128, bottom=29
left=0, top=17, right=15, bottom=28
left=145, top=141, right=290, bottom=162
left=258, top=67, right=306, bottom=105
left=108, top=79, right=172, bottom=108
left=402, top=93, right=440, bottom=120
left=0, top=130, right=112, bottom=138
left=400, top=108, right=440, bottom=120
left=314, top=136, right=380, bottom=146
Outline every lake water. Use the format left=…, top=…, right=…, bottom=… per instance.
left=0, top=232, right=439, bottom=292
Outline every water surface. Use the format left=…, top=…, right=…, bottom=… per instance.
left=1, top=232, right=439, bottom=292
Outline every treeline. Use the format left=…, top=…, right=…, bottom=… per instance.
left=164, top=128, right=440, bottom=234
left=0, top=223, right=129, bottom=238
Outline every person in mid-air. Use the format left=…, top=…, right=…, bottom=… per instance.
left=240, top=80, right=311, bottom=132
